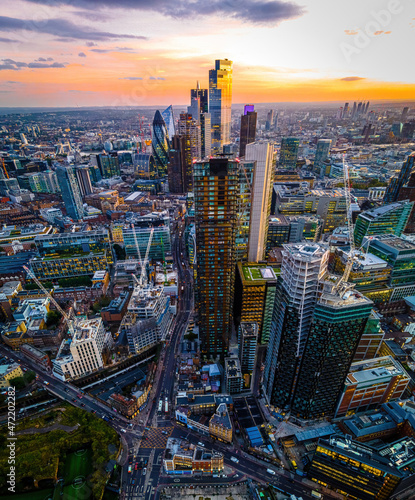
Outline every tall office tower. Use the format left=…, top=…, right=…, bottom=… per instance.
left=178, top=113, right=201, bottom=191
left=235, top=159, right=255, bottom=261
left=238, top=322, right=258, bottom=388
left=188, top=97, right=201, bottom=125
left=343, top=102, right=349, bottom=117
left=246, top=142, right=274, bottom=262
left=279, top=137, right=299, bottom=169
left=56, top=165, right=84, bottom=221
left=162, top=105, right=175, bottom=139
left=191, top=82, right=209, bottom=113
left=209, top=59, right=233, bottom=153
left=383, top=153, right=415, bottom=203
left=401, top=106, right=409, bottom=123
left=200, top=112, right=212, bottom=158
left=356, top=102, right=363, bottom=116
left=167, top=135, right=186, bottom=194
left=263, top=243, right=329, bottom=410
left=152, top=110, right=170, bottom=178
left=194, top=157, right=238, bottom=359
left=351, top=101, right=357, bottom=118
left=75, top=166, right=93, bottom=196
left=290, top=284, right=372, bottom=419
left=96, top=153, right=120, bottom=178
left=239, top=105, right=257, bottom=157
left=314, top=138, right=332, bottom=176
left=265, top=109, right=274, bottom=131
left=354, top=201, right=413, bottom=247
left=365, top=101, right=370, bottom=114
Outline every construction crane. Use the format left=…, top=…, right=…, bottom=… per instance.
left=130, top=227, right=155, bottom=289
left=335, top=156, right=355, bottom=291
left=23, top=265, right=75, bottom=336
left=2, top=158, right=9, bottom=179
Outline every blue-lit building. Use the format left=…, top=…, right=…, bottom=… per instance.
left=152, top=110, right=170, bottom=178
left=162, top=105, right=175, bottom=140
left=384, top=153, right=415, bottom=203
left=55, top=165, right=84, bottom=221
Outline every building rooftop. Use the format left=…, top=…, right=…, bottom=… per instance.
left=347, top=356, right=408, bottom=386
left=73, top=317, right=102, bottom=342
left=238, top=262, right=280, bottom=283
left=359, top=202, right=412, bottom=222
left=369, top=234, right=415, bottom=251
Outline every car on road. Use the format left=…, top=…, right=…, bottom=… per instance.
left=121, top=429, right=126, bottom=433
left=143, top=468, right=147, bottom=476
left=230, top=457, right=239, bottom=463
left=128, top=465, right=132, bottom=473
left=77, top=393, right=82, bottom=398
left=72, top=398, right=77, bottom=402
left=266, top=468, right=276, bottom=475
left=81, top=403, right=85, bottom=407
left=131, top=479, right=135, bottom=485
left=43, top=381, right=49, bottom=385
left=198, top=442, right=205, bottom=447
left=134, top=463, right=138, bottom=470
left=161, top=430, right=167, bottom=435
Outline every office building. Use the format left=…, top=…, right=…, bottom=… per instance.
left=52, top=318, right=107, bottom=380
left=191, top=82, right=208, bottom=113
left=209, top=403, right=232, bottom=443
left=95, top=153, right=120, bottom=179
left=353, top=310, right=385, bottom=361
left=246, top=142, right=274, bottom=262
left=368, top=235, right=415, bottom=287
left=122, top=212, right=171, bottom=262
left=152, top=110, right=170, bottom=178
left=161, top=105, right=175, bottom=139
left=224, top=355, right=243, bottom=394
left=335, top=356, right=410, bottom=417
left=235, top=159, right=255, bottom=261
left=199, top=112, right=211, bottom=159
left=75, top=166, right=93, bottom=196
left=133, top=152, right=158, bottom=179
left=56, top=164, right=84, bottom=221
left=266, top=215, right=290, bottom=252
left=238, top=322, right=258, bottom=388
left=384, top=153, right=415, bottom=203
left=263, top=243, right=329, bottom=411
left=265, top=109, right=275, bottom=131
left=239, top=105, right=257, bottom=157
left=177, top=112, right=201, bottom=191
left=234, top=263, right=279, bottom=344
left=209, top=59, right=233, bottom=153
left=314, top=139, right=332, bottom=176
left=194, top=157, right=238, bottom=358
left=167, top=135, right=187, bottom=194
left=309, top=436, right=404, bottom=500
left=279, top=137, right=299, bottom=169
left=19, top=170, right=60, bottom=194
left=354, top=201, right=413, bottom=247
left=291, top=285, right=372, bottom=419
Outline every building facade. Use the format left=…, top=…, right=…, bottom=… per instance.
left=209, top=59, right=233, bottom=153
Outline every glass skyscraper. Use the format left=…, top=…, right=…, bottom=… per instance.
left=239, top=105, right=257, bottom=158
left=178, top=113, right=201, bottom=191
left=152, top=110, right=170, bottom=178
left=162, top=105, right=176, bottom=140
left=209, top=59, right=233, bottom=153
left=56, top=165, right=84, bottom=221
left=279, top=137, right=299, bottom=169
left=194, top=157, right=238, bottom=359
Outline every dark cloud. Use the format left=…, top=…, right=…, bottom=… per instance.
left=91, top=47, right=137, bottom=53
left=23, top=0, right=305, bottom=24
left=35, top=57, right=54, bottom=62
left=0, top=36, right=17, bottom=42
left=0, top=58, right=68, bottom=70
left=78, top=52, right=87, bottom=57
left=340, top=76, right=365, bottom=82
left=0, top=15, right=147, bottom=41
left=85, top=41, right=97, bottom=46
left=90, top=48, right=110, bottom=53
left=157, top=77, right=165, bottom=80
left=149, top=76, right=156, bottom=80
left=119, top=77, right=143, bottom=80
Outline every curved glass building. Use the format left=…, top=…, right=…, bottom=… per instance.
left=152, top=110, right=170, bottom=178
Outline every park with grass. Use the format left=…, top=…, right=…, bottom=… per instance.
left=0, top=404, right=120, bottom=499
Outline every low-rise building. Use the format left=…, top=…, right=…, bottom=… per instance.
left=209, top=403, right=232, bottom=443
left=0, top=362, right=23, bottom=388
left=224, top=355, right=243, bottom=394
left=101, top=291, right=130, bottom=322
left=163, top=437, right=224, bottom=475
left=335, top=356, right=410, bottom=417
left=108, top=388, right=149, bottom=419
left=20, top=343, right=52, bottom=369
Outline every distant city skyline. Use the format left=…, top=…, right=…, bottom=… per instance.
left=0, top=0, right=414, bottom=107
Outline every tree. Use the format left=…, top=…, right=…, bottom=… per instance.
left=46, top=310, right=62, bottom=328
left=24, top=371, right=36, bottom=384
left=113, top=244, right=126, bottom=261
left=9, top=377, right=25, bottom=390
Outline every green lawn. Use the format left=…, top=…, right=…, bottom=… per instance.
left=63, top=449, right=93, bottom=484
left=1, top=489, right=53, bottom=500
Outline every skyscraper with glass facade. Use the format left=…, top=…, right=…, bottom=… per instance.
left=162, top=105, right=175, bottom=140
left=178, top=113, right=201, bottom=191
left=194, top=157, right=238, bottom=359
left=239, top=106, right=257, bottom=157
left=56, top=165, right=84, bottom=221
left=279, top=137, right=299, bottom=169
left=383, top=153, right=415, bottom=203
left=152, top=110, right=170, bottom=178
left=209, top=59, right=233, bottom=153
left=191, top=82, right=209, bottom=113
left=314, top=138, right=332, bottom=176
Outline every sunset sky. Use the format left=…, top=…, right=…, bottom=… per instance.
left=0, top=0, right=414, bottom=107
